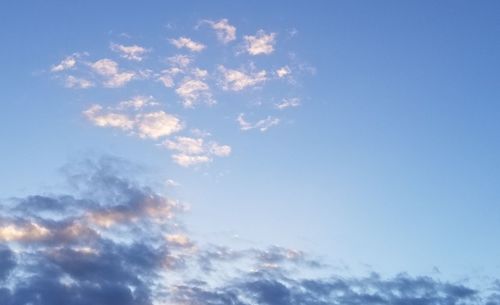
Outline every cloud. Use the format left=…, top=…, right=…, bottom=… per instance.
left=110, top=43, right=148, bottom=61
left=135, top=111, right=183, bottom=139
left=83, top=98, right=183, bottom=139
left=51, top=55, right=77, bottom=72
left=175, top=78, right=214, bottom=108
left=1, top=157, right=499, bottom=305
left=64, top=75, right=94, bottom=89
left=218, top=65, right=267, bottom=91
left=91, top=58, right=136, bottom=88
left=275, top=97, right=300, bottom=110
left=204, top=19, right=236, bottom=43
left=170, top=37, right=206, bottom=52
left=244, top=30, right=277, bottom=55
left=276, top=66, right=291, bottom=78
left=163, top=136, right=231, bottom=167
left=84, top=105, right=135, bottom=130
left=237, top=114, right=280, bottom=132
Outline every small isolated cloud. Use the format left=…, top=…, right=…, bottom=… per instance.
left=276, top=65, right=291, bottom=78
left=244, top=30, right=276, bottom=55
left=136, top=111, right=183, bottom=139
left=170, top=37, right=206, bottom=52
left=275, top=97, right=300, bottom=110
left=204, top=19, right=236, bottom=43
left=237, top=113, right=280, bottom=132
left=175, top=78, right=214, bottom=108
left=51, top=54, right=78, bottom=72
left=91, top=58, right=136, bottom=88
left=218, top=65, right=267, bottom=91
left=110, top=43, right=149, bottom=61
left=65, top=75, right=94, bottom=89
left=83, top=97, right=183, bottom=139
left=164, top=136, right=231, bottom=167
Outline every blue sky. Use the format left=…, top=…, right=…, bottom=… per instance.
left=1, top=1, right=500, bottom=304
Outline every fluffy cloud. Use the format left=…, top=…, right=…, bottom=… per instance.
left=64, top=75, right=94, bottom=89
left=205, top=19, right=236, bottom=43
left=83, top=97, right=183, bottom=139
left=237, top=114, right=280, bottom=132
left=91, top=58, right=136, bottom=88
left=110, top=43, right=148, bottom=61
left=218, top=65, right=267, bottom=91
left=244, top=30, right=277, bottom=55
left=51, top=55, right=77, bottom=72
left=135, top=111, right=183, bottom=139
left=170, top=37, right=206, bottom=52
left=175, top=78, right=214, bottom=108
left=275, top=97, right=300, bottom=110
left=276, top=66, right=291, bottom=78
left=164, top=136, right=231, bottom=167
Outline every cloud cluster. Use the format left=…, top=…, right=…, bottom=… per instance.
left=83, top=96, right=183, bottom=139
left=164, top=136, right=231, bottom=167
left=49, top=18, right=313, bottom=167
left=0, top=157, right=497, bottom=305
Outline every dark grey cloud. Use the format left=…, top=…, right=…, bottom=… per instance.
left=0, top=156, right=495, bottom=305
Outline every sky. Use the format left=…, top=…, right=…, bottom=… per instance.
left=1, top=1, right=500, bottom=304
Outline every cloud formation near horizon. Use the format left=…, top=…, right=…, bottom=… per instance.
left=0, top=157, right=497, bottom=305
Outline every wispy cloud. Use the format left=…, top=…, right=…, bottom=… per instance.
left=204, top=19, right=236, bottom=43
left=175, top=78, right=214, bottom=108
left=91, top=58, right=136, bottom=88
left=170, top=37, right=206, bottom=52
left=64, top=75, right=94, bottom=89
left=83, top=97, right=183, bottom=139
left=237, top=113, right=280, bottom=132
left=164, top=136, right=231, bottom=167
left=218, top=65, right=267, bottom=91
left=244, top=30, right=276, bottom=55
left=276, top=65, right=291, bottom=78
left=110, top=43, right=149, bottom=61
left=275, top=97, right=300, bottom=110
left=51, top=54, right=78, bottom=72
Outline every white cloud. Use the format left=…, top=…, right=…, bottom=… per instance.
left=175, top=78, right=214, bottom=108
left=168, top=54, right=192, bottom=67
left=117, top=96, right=158, bottom=110
left=65, top=76, right=94, bottom=89
left=136, top=111, right=183, bottom=139
left=276, top=66, right=291, bottom=78
left=206, top=19, right=236, bottom=43
left=163, top=136, right=231, bottom=167
left=110, top=43, right=148, bottom=61
left=165, top=136, right=205, bottom=155
left=91, top=58, right=136, bottom=88
left=218, top=65, right=267, bottom=91
left=237, top=114, right=280, bottom=132
left=51, top=55, right=77, bottom=72
left=275, top=97, right=300, bottom=110
left=83, top=105, right=134, bottom=130
left=83, top=99, right=183, bottom=139
left=244, top=30, right=276, bottom=55
left=170, top=37, right=206, bottom=52
left=172, top=154, right=211, bottom=167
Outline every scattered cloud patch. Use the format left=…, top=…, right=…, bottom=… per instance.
left=237, top=113, right=280, bottom=132
left=204, top=19, right=236, bottom=43
left=110, top=43, right=149, bottom=61
left=51, top=55, right=78, bottom=72
left=218, top=65, right=267, bottom=91
left=170, top=37, right=206, bottom=52
left=275, top=97, right=300, bottom=110
left=244, top=30, right=276, bottom=55
left=276, top=65, right=291, bottom=78
left=91, top=58, right=136, bottom=88
left=164, top=136, right=231, bottom=167
left=65, top=75, right=94, bottom=89
left=175, top=78, right=214, bottom=108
